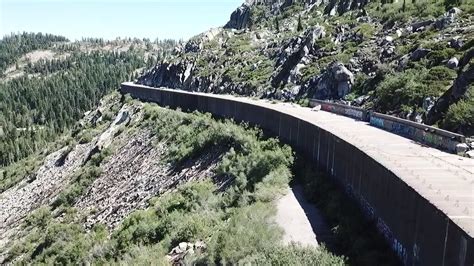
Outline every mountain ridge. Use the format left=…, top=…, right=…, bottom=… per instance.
left=137, top=0, right=474, bottom=136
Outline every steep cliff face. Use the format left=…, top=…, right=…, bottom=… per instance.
left=137, top=0, right=474, bottom=135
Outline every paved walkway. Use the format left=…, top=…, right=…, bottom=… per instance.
left=275, top=185, right=333, bottom=247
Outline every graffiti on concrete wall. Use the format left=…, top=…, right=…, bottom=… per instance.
left=321, top=103, right=364, bottom=120
left=369, top=114, right=459, bottom=153
left=344, top=178, right=409, bottom=264
left=360, top=196, right=375, bottom=219
left=321, top=103, right=336, bottom=113
left=421, top=131, right=443, bottom=147
left=344, top=108, right=364, bottom=120
left=377, top=218, right=408, bottom=264
left=391, top=122, right=414, bottom=136
left=370, top=116, right=385, bottom=128
left=345, top=181, right=410, bottom=264
left=412, top=244, right=420, bottom=266
left=341, top=179, right=410, bottom=265
left=344, top=183, right=376, bottom=220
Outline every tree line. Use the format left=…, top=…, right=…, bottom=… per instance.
left=0, top=44, right=147, bottom=166
left=0, top=32, right=68, bottom=74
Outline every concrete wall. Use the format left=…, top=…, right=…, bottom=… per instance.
left=310, top=99, right=369, bottom=121
left=309, top=99, right=465, bottom=153
left=369, top=112, right=464, bottom=153
left=122, top=83, right=473, bottom=266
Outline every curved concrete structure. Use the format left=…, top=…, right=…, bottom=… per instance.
left=309, top=99, right=466, bottom=153
left=121, top=82, right=473, bottom=266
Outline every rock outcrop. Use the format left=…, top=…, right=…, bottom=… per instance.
left=138, top=59, right=194, bottom=89
left=166, top=240, right=207, bottom=263
left=271, top=26, right=326, bottom=88
left=305, top=62, right=354, bottom=99
left=324, top=0, right=370, bottom=15
left=224, top=3, right=252, bottom=30
left=136, top=1, right=473, bottom=135
left=75, top=130, right=226, bottom=229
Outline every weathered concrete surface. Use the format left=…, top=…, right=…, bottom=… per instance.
left=276, top=187, right=318, bottom=247
left=275, top=185, right=333, bottom=247
left=121, top=82, right=474, bottom=266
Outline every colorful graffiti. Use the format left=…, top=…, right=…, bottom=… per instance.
left=422, top=131, right=443, bottom=147
left=321, top=103, right=336, bottom=113
left=391, top=122, right=415, bottom=137
left=369, top=114, right=461, bottom=153
left=370, top=116, right=385, bottom=128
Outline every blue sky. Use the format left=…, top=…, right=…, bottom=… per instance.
left=0, top=0, right=243, bottom=41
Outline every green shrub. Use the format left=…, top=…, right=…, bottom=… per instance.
left=251, top=244, right=345, bottom=265
left=212, top=202, right=282, bottom=263
left=25, top=207, right=52, bottom=229
left=123, top=93, right=134, bottom=104
left=114, top=245, right=168, bottom=265
left=143, top=106, right=293, bottom=204
left=376, top=70, right=426, bottom=112
left=101, top=110, right=114, bottom=122
left=442, top=86, right=474, bottom=134
left=374, top=67, right=453, bottom=113
left=0, top=154, right=43, bottom=193
left=301, top=61, right=321, bottom=82
left=356, top=23, right=376, bottom=39
left=52, top=166, right=103, bottom=207
left=77, top=129, right=94, bottom=144
left=427, top=47, right=456, bottom=66
left=366, top=0, right=444, bottom=23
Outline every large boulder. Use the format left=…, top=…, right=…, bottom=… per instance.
left=306, top=62, right=355, bottom=99
left=435, top=7, right=462, bottom=29
left=184, top=39, right=201, bottom=53
left=447, top=57, right=459, bottom=69
left=410, top=48, right=431, bottom=61
left=449, top=38, right=464, bottom=49
left=410, top=19, right=434, bottom=32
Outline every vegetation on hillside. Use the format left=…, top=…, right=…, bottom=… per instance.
left=0, top=33, right=179, bottom=167
left=4, top=103, right=345, bottom=265
left=0, top=32, right=68, bottom=74
left=0, top=51, right=142, bottom=167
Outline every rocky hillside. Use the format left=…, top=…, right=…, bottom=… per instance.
left=0, top=89, right=403, bottom=264
left=0, top=33, right=179, bottom=168
left=137, top=0, right=474, bottom=136
left=0, top=92, right=350, bottom=264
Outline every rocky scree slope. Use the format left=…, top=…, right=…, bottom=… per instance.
left=137, top=0, right=474, bottom=136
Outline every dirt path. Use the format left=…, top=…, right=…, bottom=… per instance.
left=275, top=185, right=332, bottom=247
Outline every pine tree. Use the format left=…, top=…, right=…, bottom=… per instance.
left=297, top=15, right=303, bottom=32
